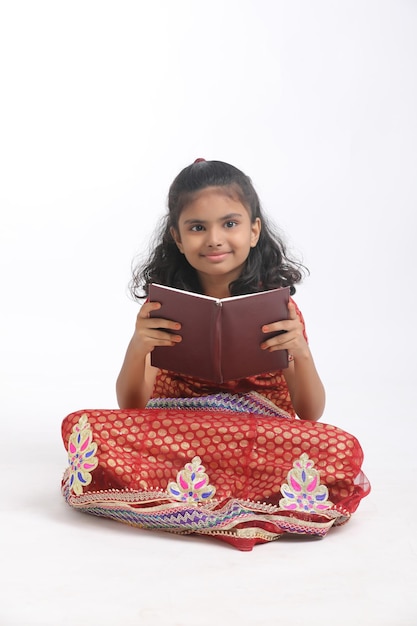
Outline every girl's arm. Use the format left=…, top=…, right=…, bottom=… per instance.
left=116, top=346, right=158, bottom=409
left=281, top=349, right=325, bottom=421
left=116, top=301, right=182, bottom=409
left=261, top=301, right=325, bottom=421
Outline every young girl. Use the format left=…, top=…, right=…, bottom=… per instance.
left=61, top=159, right=370, bottom=551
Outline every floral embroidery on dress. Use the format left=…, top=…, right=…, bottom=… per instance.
left=279, top=453, right=333, bottom=513
left=68, top=413, right=98, bottom=495
left=167, top=456, right=216, bottom=503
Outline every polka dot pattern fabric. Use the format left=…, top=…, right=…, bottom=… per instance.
left=62, top=407, right=368, bottom=512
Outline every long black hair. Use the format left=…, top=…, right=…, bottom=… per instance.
left=130, top=159, right=307, bottom=299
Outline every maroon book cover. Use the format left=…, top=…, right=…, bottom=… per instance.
left=149, top=283, right=290, bottom=383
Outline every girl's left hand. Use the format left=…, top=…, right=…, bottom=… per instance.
left=261, top=301, right=309, bottom=359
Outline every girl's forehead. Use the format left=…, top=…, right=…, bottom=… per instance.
left=180, top=186, right=249, bottom=214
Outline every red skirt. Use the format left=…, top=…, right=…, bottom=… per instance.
left=61, top=393, right=370, bottom=551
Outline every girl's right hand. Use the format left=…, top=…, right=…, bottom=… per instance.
left=134, top=301, right=182, bottom=355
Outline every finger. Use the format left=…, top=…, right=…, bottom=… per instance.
left=138, top=300, right=162, bottom=318
left=263, top=305, right=299, bottom=334
left=146, top=317, right=182, bottom=332
left=137, top=303, right=181, bottom=331
left=262, top=320, right=289, bottom=334
left=149, top=330, right=183, bottom=345
left=288, top=301, right=298, bottom=320
left=261, top=330, right=295, bottom=351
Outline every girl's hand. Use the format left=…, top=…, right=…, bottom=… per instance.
left=261, top=301, right=309, bottom=359
left=134, top=301, right=182, bottom=355
left=116, top=301, right=181, bottom=409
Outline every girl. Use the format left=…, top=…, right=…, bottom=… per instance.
left=61, top=159, right=370, bottom=551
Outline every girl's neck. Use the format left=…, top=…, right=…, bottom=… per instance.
left=199, top=275, right=231, bottom=299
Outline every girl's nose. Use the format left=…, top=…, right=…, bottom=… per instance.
left=206, top=227, right=223, bottom=247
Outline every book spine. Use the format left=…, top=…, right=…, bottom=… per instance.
left=214, top=301, right=223, bottom=383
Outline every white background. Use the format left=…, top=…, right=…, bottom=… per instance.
left=1, top=1, right=416, bottom=625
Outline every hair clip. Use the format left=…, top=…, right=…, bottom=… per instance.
left=193, top=158, right=206, bottom=163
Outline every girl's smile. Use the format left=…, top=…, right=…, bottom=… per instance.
left=171, top=186, right=261, bottom=295
left=202, top=251, right=232, bottom=262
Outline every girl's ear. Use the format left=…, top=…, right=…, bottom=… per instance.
left=250, top=218, right=261, bottom=248
left=170, top=226, right=184, bottom=253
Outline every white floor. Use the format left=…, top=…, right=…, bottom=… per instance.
left=2, top=381, right=416, bottom=626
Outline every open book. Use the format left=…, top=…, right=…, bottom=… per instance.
left=149, top=283, right=290, bottom=383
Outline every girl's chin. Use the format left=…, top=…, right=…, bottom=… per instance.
left=196, top=264, right=245, bottom=282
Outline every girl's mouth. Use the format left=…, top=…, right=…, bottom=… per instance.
left=203, top=252, right=231, bottom=262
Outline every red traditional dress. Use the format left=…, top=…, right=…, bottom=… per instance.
left=61, top=304, right=370, bottom=551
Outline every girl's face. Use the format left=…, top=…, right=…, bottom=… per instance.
left=171, top=186, right=261, bottom=294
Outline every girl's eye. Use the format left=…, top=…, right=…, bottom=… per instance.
left=225, top=221, right=237, bottom=228
left=190, top=224, right=205, bottom=232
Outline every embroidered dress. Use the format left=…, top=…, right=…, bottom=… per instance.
left=61, top=303, right=370, bottom=550
left=61, top=380, right=370, bottom=551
